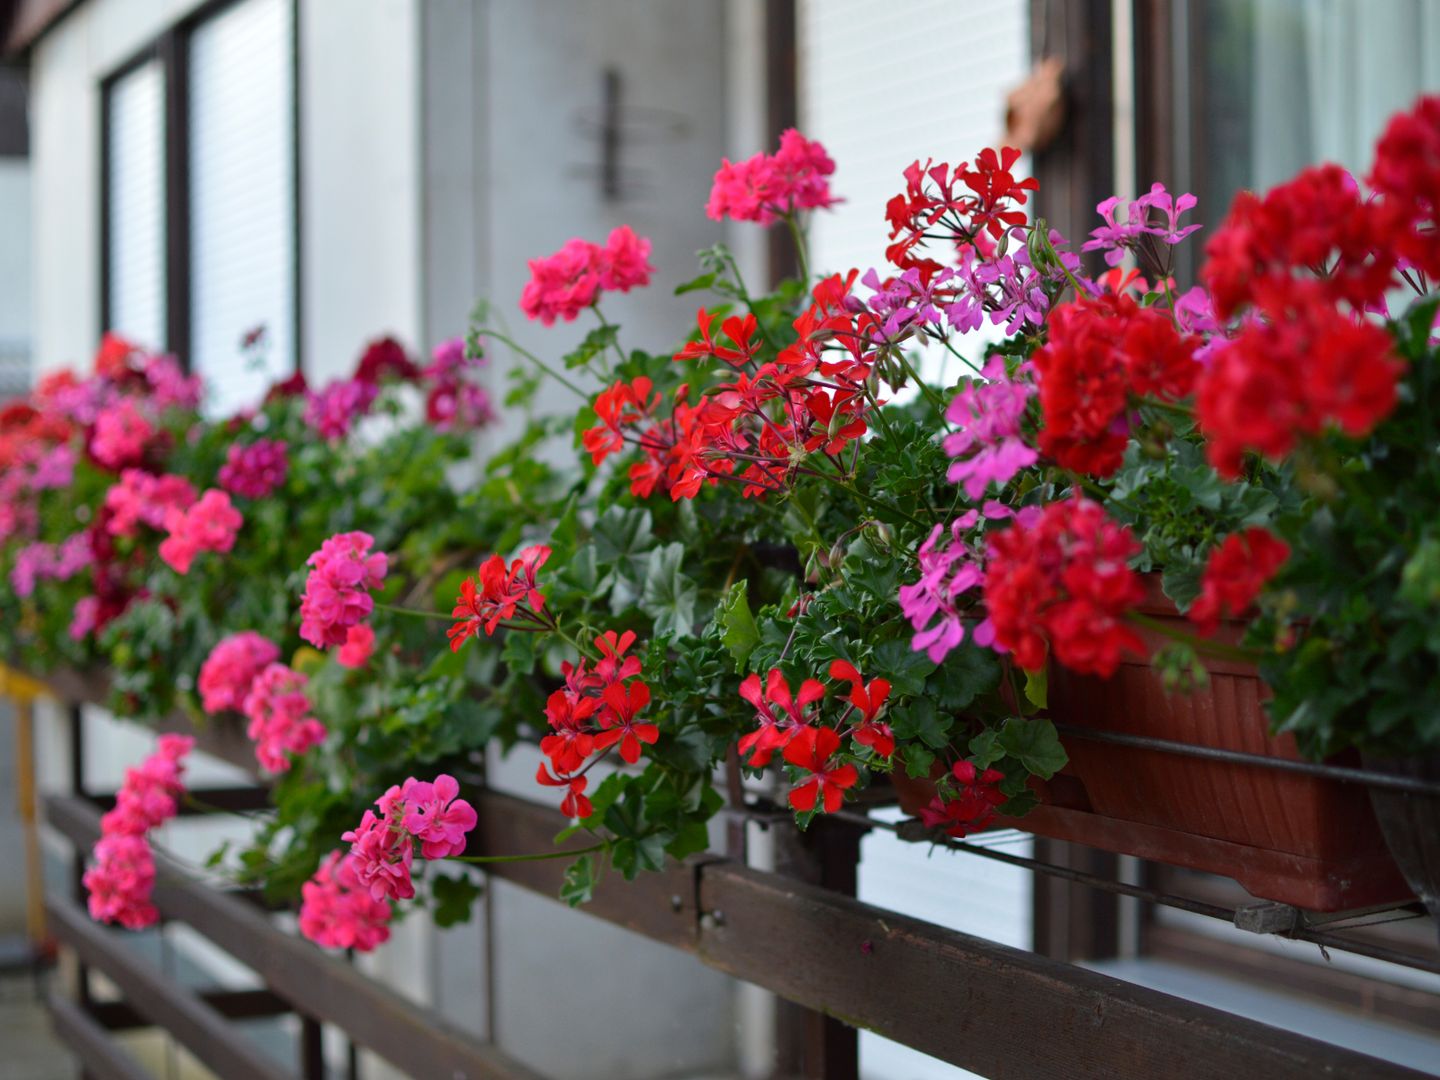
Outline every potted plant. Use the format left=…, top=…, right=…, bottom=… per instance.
left=5, top=102, right=1440, bottom=941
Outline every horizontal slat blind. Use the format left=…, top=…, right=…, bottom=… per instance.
left=106, top=59, right=166, bottom=352
left=189, top=0, right=295, bottom=415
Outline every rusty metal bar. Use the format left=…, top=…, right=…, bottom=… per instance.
left=46, top=793, right=542, bottom=1080
left=46, top=895, right=292, bottom=1080
left=46, top=991, right=155, bottom=1080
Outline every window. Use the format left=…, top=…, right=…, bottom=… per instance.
left=99, top=0, right=297, bottom=414
left=188, top=0, right=296, bottom=413
left=102, top=58, right=167, bottom=351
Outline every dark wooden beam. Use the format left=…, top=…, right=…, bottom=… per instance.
left=47, top=896, right=292, bottom=1080
left=46, top=991, right=154, bottom=1080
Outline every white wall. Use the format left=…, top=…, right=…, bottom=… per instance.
left=27, top=0, right=424, bottom=392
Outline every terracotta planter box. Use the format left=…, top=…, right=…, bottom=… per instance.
left=898, top=583, right=1412, bottom=912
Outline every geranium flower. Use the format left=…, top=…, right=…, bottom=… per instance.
left=829, top=660, right=894, bottom=758
left=917, top=760, right=1007, bottom=837
left=159, top=490, right=243, bottom=575
left=198, top=631, right=281, bottom=715
left=299, top=851, right=392, bottom=952
left=447, top=544, right=552, bottom=649
left=218, top=439, right=289, bottom=499
left=299, top=531, right=388, bottom=648
left=982, top=497, right=1146, bottom=677
left=783, top=726, right=858, bottom=813
left=535, top=764, right=592, bottom=820
left=337, top=624, right=376, bottom=669
left=400, top=774, right=478, bottom=859
left=1188, top=528, right=1291, bottom=635
left=737, top=668, right=824, bottom=767
left=594, top=679, right=658, bottom=764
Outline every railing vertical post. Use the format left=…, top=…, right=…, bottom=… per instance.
left=300, top=1013, right=325, bottom=1079
left=67, top=702, right=95, bottom=1016
left=771, top=818, right=866, bottom=1080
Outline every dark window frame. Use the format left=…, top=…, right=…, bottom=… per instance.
left=97, top=0, right=301, bottom=376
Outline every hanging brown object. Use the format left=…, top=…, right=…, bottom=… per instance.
left=1005, top=56, right=1066, bottom=153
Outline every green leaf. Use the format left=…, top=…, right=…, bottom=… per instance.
left=996, top=716, right=1068, bottom=779
left=716, top=580, right=761, bottom=669
left=560, top=854, right=597, bottom=907
left=431, top=872, right=483, bottom=927
left=890, top=698, right=953, bottom=750
left=1161, top=560, right=1204, bottom=611
left=563, top=325, right=620, bottom=370
left=1023, top=668, right=1048, bottom=710
left=870, top=638, right=937, bottom=697
left=967, top=728, right=1005, bottom=771
left=903, top=743, right=937, bottom=779
left=674, top=272, right=717, bottom=296
left=501, top=630, right=538, bottom=676
left=640, top=542, right=698, bottom=639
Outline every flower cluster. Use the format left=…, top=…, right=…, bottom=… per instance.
left=341, top=774, right=477, bottom=901
left=707, top=128, right=837, bottom=225
left=519, top=226, right=654, bottom=325
left=198, top=631, right=281, bottom=715
left=10, top=532, right=93, bottom=598
left=1082, top=182, right=1200, bottom=268
left=447, top=544, right=551, bottom=649
left=298, top=850, right=394, bottom=952
left=1033, top=293, right=1199, bottom=477
left=736, top=661, right=892, bottom=813
left=536, top=630, right=655, bottom=819
left=916, top=760, right=1007, bottom=838
left=299, top=531, right=388, bottom=648
left=898, top=505, right=1034, bottom=664
left=884, top=148, right=1038, bottom=269
left=304, top=378, right=379, bottom=441
left=1188, top=528, right=1291, bottom=635
left=159, top=489, right=243, bottom=574
left=982, top=497, right=1146, bottom=677
left=942, top=356, right=1037, bottom=499
left=423, top=338, right=494, bottom=433
left=218, top=439, right=289, bottom=500
left=104, top=470, right=197, bottom=537
left=90, top=400, right=155, bottom=471
left=85, top=734, right=194, bottom=929
left=242, top=662, right=326, bottom=773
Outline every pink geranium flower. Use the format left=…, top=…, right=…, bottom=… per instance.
left=159, top=489, right=242, bottom=574
left=298, top=851, right=393, bottom=951
left=198, top=631, right=281, bottom=714
left=299, top=531, right=388, bottom=648
left=400, top=774, right=477, bottom=859
left=242, top=663, right=326, bottom=773
left=336, top=623, right=375, bottom=668
left=218, top=439, right=289, bottom=499
left=90, top=400, right=154, bottom=470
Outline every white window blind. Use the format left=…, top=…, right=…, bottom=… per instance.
left=189, top=0, right=295, bottom=415
left=105, top=60, right=166, bottom=352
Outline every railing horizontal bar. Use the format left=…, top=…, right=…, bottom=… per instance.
left=46, top=990, right=155, bottom=1080
left=1053, top=723, right=1440, bottom=796
left=45, top=793, right=542, bottom=1080
left=88, top=987, right=294, bottom=1030
left=48, top=786, right=1437, bottom=1080
left=695, top=863, right=1433, bottom=1080
left=46, top=895, right=292, bottom=1080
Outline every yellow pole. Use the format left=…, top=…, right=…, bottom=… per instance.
left=14, top=696, right=44, bottom=945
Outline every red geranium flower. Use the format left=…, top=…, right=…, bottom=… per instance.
left=539, top=689, right=599, bottom=774
left=1187, top=527, right=1291, bottom=635
left=918, top=760, right=1007, bottom=837
left=536, top=764, right=592, bottom=820
left=674, top=308, right=760, bottom=367
left=594, top=679, right=658, bottom=765
left=737, top=668, right=824, bottom=767
left=983, top=497, right=1146, bottom=677
left=829, top=659, right=894, bottom=758
left=783, top=726, right=858, bottom=813
left=447, top=544, right=552, bottom=650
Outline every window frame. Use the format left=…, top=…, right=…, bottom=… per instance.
left=97, top=0, right=301, bottom=376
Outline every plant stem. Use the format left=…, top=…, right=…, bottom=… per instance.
left=785, top=212, right=811, bottom=287
left=482, top=329, right=590, bottom=400
left=1127, top=610, right=1261, bottom=665
left=802, top=462, right=932, bottom=531
left=374, top=601, right=451, bottom=622
left=447, top=842, right=607, bottom=865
